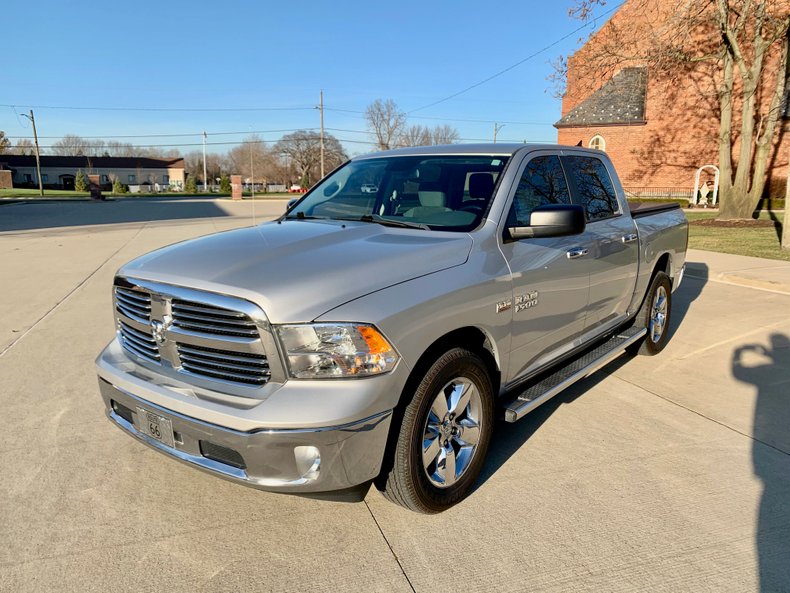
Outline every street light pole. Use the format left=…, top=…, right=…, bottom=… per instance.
left=249, top=138, right=255, bottom=199
left=493, top=123, right=505, bottom=143
left=319, top=89, right=325, bottom=179
left=20, top=110, right=44, bottom=196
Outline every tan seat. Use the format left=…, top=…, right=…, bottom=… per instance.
left=403, top=189, right=452, bottom=218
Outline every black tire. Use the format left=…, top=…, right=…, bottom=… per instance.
left=633, top=271, right=673, bottom=356
left=379, top=347, right=494, bottom=513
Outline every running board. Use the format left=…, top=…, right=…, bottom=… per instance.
left=502, top=326, right=647, bottom=423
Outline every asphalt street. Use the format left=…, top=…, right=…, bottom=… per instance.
left=1, top=198, right=788, bottom=593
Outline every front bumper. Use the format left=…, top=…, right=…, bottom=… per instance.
left=99, top=377, right=393, bottom=494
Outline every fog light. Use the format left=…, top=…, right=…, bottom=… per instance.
left=294, top=446, right=321, bottom=480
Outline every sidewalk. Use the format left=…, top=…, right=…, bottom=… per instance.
left=686, top=248, right=790, bottom=294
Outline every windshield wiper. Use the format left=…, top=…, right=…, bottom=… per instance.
left=282, top=212, right=327, bottom=221
left=343, top=214, right=428, bottom=230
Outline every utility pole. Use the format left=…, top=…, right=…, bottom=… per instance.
left=20, top=110, right=44, bottom=196
left=202, top=131, right=208, bottom=192
left=318, top=89, right=325, bottom=179
left=493, top=123, right=505, bottom=144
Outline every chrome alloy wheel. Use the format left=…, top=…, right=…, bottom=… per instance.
left=649, top=285, right=668, bottom=343
left=421, top=377, right=483, bottom=488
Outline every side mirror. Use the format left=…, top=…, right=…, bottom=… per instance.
left=506, top=204, right=586, bottom=240
left=286, top=198, right=299, bottom=212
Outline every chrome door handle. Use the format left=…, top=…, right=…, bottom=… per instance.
left=622, top=233, right=638, bottom=243
left=566, top=248, right=589, bottom=259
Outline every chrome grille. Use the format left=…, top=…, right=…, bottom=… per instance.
left=118, top=321, right=160, bottom=363
left=171, top=299, right=259, bottom=338
left=177, top=343, right=270, bottom=385
left=112, top=278, right=274, bottom=392
left=115, top=287, right=151, bottom=321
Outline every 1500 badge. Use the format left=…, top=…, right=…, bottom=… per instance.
left=497, top=291, right=539, bottom=313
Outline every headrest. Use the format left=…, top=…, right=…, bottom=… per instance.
left=418, top=191, right=446, bottom=207
left=469, top=173, right=494, bottom=200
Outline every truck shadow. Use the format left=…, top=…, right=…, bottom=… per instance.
left=731, top=333, right=790, bottom=591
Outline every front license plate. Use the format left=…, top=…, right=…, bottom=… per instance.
left=136, top=406, right=175, bottom=448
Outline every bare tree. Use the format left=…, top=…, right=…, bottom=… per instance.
left=51, top=135, right=93, bottom=156
left=431, top=124, right=461, bottom=145
left=365, top=99, right=407, bottom=150
left=227, top=135, right=279, bottom=184
left=559, top=0, right=790, bottom=221
left=397, top=125, right=433, bottom=147
left=0, top=131, right=11, bottom=154
left=9, top=138, right=35, bottom=155
left=274, top=130, right=347, bottom=187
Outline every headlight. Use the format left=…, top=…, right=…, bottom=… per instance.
left=276, top=323, right=399, bottom=379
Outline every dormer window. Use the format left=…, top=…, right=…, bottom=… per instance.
left=589, top=135, right=606, bottom=151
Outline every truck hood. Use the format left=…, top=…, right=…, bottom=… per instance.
left=119, top=219, right=473, bottom=323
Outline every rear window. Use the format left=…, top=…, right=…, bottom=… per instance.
left=563, top=155, right=619, bottom=221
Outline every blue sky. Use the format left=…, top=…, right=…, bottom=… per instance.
left=2, top=0, right=615, bottom=156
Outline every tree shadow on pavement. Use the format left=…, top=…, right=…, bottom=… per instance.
left=0, top=197, right=234, bottom=232
left=732, top=333, right=790, bottom=592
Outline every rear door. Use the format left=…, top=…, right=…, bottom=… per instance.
left=561, top=153, right=639, bottom=332
left=499, top=152, right=590, bottom=383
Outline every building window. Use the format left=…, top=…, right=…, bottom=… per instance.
left=24, top=174, right=33, bottom=183
left=163, top=175, right=169, bottom=185
left=128, top=175, right=136, bottom=183
left=588, top=135, right=606, bottom=151
left=101, top=175, right=109, bottom=183
left=42, top=174, right=48, bottom=182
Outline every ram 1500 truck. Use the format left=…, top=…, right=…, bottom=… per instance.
left=96, top=144, right=688, bottom=513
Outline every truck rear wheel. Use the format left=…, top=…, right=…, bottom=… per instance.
left=380, top=348, right=493, bottom=513
left=634, top=271, right=673, bottom=355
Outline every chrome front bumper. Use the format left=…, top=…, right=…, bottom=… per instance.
left=98, top=377, right=393, bottom=495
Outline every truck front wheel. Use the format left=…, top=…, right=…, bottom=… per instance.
left=380, top=348, right=494, bottom=513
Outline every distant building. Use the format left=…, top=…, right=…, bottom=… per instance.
left=0, top=155, right=185, bottom=191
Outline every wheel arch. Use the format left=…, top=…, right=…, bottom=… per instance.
left=373, top=325, right=500, bottom=491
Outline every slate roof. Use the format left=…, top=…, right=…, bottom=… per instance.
left=555, top=67, right=648, bottom=128
left=0, top=155, right=184, bottom=169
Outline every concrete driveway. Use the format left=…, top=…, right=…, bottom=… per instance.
left=1, top=199, right=788, bottom=592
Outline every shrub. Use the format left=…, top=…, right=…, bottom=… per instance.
left=112, top=178, right=126, bottom=194
left=185, top=176, right=198, bottom=194
left=219, top=175, right=231, bottom=193
left=75, top=169, right=88, bottom=192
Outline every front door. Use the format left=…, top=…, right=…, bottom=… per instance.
left=500, top=153, right=590, bottom=384
left=60, top=175, right=75, bottom=190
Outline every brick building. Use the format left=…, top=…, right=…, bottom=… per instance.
left=556, top=0, right=790, bottom=200
left=0, top=155, right=185, bottom=192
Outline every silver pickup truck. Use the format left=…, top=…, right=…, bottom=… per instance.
left=96, top=144, right=688, bottom=513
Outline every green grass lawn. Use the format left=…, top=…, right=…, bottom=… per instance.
left=686, top=210, right=790, bottom=262
left=0, top=188, right=90, bottom=198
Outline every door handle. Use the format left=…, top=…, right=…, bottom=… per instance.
left=622, top=233, right=638, bottom=243
left=566, top=248, right=589, bottom=259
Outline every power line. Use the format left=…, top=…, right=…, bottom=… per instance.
left=323, top=106, right=553, bottom=126
left=0, top=103, right=316, bottom=113
left=407, top=2, right=623, bottom=113
left=11, top=128, right=324, bottom=140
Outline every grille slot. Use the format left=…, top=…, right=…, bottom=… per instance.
left=199, top=440, right=246, bottom=469
left=177, top=343, right=270, bottom=385
left=115, top=287, right=151, bottom=321
left=119, top=321, right=160, bottom=362
left=171, top=299, right=259, bottom=338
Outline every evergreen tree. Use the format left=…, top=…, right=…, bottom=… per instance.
left=219, top=175, right=231, bottom=193
left=74, top=169, right=88, bottom=192
left=185, top=176, right=198, bottom=194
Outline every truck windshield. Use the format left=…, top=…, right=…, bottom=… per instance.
left=285, top=155, right=510, bottom=231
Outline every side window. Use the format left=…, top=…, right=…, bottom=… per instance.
left=507, top=155, right=571, bottom=226
left=563, top=155, right=619, bottom=221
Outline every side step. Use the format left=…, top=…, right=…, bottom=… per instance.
left=502, top=326, right=647, bottom=423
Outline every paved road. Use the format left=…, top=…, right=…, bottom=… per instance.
left=1, top=199, right=789, bottom=592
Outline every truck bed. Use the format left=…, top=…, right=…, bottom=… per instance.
left=628, top=201, right=682, bottom=219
